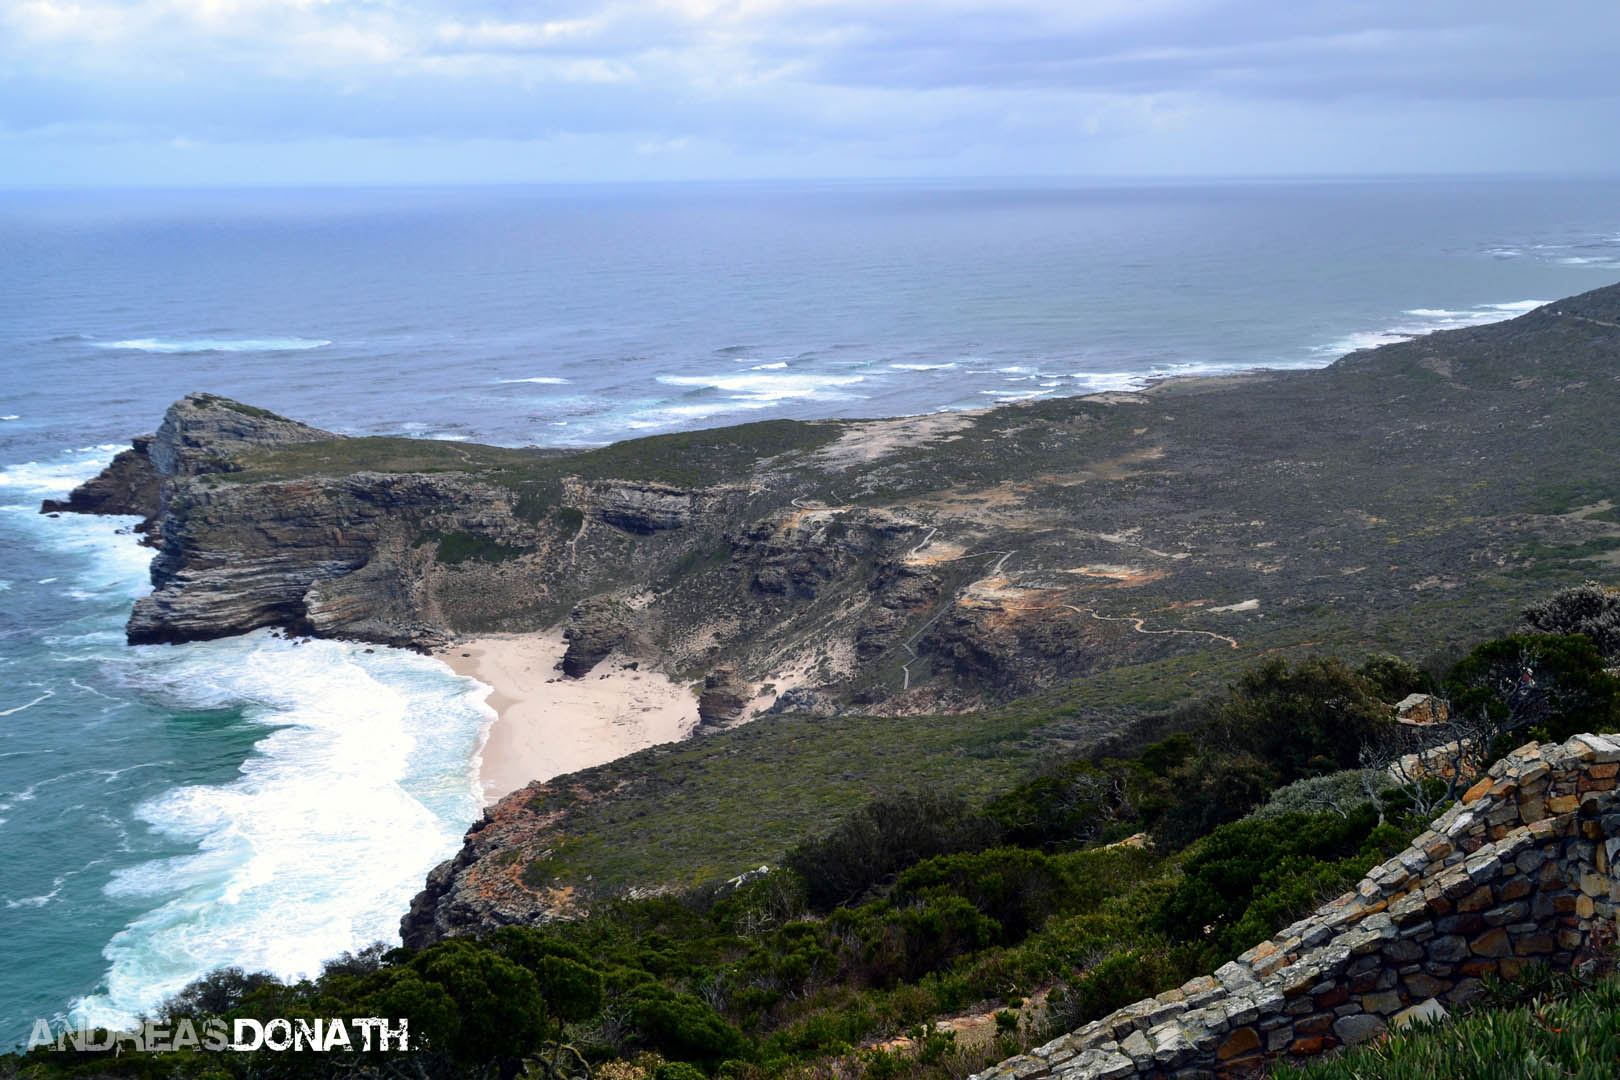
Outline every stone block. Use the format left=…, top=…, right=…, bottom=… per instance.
left=1428, top=935, right=1469, bottom=962
left=1566, top=734, right=1620, bottom=764
left=1403, top=972, right=1451, bottom=998
left=1332, top=1013, right=1386, bottom=1046
left=1313, top=985, right=1349, bottom=1010
left=1152, top=1024, right=1194, bottom=1066
left=1361, top=990, right=1403, bottom=1015
left=1457, top=885, right=1494, bottom=912
left=1215, top=1027, right=1259, bottom=1061
left=1390, top=998, right=1450, bottom=1030
left=1289, top=1035, right=1328, bottom=1055
left=1470, top=928, right=1512, bottom=957
left=1483, top=901, right=1530, bottom=926
left=1497, top=877, right=1532, bottom=901
left=1515, top=932, right=1556, bottom=955
left=1119, top=1029, right=1153, bottom=1068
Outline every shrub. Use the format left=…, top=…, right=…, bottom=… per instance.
left=626, top=987, right=748, bottom=1069
left=1445, top=633, right=1620, bottom=743
left=1248, top=770, right=1386, bottom=820
left=1212, top=657, right=1397, bottom=782
left=1156, top=808, right=1390, bottom=943
left=785, top=790, right=1001, bottom=912
left=1520, top=581, right=1620, bottom=660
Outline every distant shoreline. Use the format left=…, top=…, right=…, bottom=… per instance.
left=434, top=630, right=698, bottom=803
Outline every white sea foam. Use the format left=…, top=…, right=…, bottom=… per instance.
left=749, top=362, right=788, bottom=370
left=0, top=445, right=127, bottom=498
left=657, top=371, right=866, bottom=402
left=1070, top=372, right=1151, bottom=393
left=4, top=443, right=484, bottom=1031
left=73, top=632, right=485, bottom=1031
left=1, top=415, right=18, bottom=421
left=889, top=362, right=957, bottom=371
left=94, top=338, right=330, bottom=354
left=1316, top=300, right=1549, bottom=357
left=497, top=376, right=570, bottom=384
left=981, top=388, right=1055, bottom=400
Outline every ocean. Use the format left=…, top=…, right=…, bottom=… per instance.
left=1, top=177, right=1618, bottom=1044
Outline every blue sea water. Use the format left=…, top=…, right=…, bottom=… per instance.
left=1, top=177, right=1618, bottom=1045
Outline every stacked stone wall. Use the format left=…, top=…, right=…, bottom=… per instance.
left=970, top=733, right=1620, bottom=1080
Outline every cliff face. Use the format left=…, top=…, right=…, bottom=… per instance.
left=54, top=282, right=1620, bottom=700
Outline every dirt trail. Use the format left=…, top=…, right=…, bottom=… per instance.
left=1061, top=604, right=1240, bottom=649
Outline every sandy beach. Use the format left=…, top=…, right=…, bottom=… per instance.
left=436, top=629, right=698, bottom=803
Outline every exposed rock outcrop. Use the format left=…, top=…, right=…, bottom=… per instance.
left=697, top=666, right=751, bottom=727
left=565, top=477, right=730, bottom=534
left=1396, top=693, right=1450, bottom=726
left=41, top=437, right=162, bottom=523
left=971, top=734, right=1620, bottom=1080
left=561, top=597, right=636, bottom=678
left=147, top=392, right=339, bottom=478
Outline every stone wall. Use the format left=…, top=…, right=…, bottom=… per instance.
left=970, top=733, right=1620, bottom=1080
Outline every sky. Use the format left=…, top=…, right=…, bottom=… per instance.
left=2, top=0, right=1617, bottom=186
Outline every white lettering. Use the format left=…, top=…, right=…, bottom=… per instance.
left=322, top=1021, right=352, bottom=1052
left=262, top=1019, right=293, bottom=1052
left=377, top=1018, right=409, bottom=1051
left=352, top=1017, right=382, bottom=1051
left=293, top=1019, right=322, bottom=1051
left=26, top=1019, right=53, bottom=1051
left=233, top=1019, right=264, bottom=1051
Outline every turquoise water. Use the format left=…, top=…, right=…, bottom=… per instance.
left=1, top=177, right=1618, bottom=1045
left=0, top=453, right=490, bottom=1042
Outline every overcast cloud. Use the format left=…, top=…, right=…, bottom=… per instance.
left=2, top=0, right=1616, bottom=184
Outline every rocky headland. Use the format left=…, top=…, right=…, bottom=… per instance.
left=48, top=281, right=1620, bottom=945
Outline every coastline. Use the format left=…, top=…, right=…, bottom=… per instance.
left=434, top=629, right=699, bottom=803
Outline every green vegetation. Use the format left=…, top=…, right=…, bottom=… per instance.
left=224, top=419, right=841, bottom=493
left=190, top=393, right=295, bottom=423
left=17, top=620, right=1613, bottom=1080
left=429, top=529, right=531, bottom=565
left=1275, top=966, right=1620, bottom=1080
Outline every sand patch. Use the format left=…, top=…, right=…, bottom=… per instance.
left=437, top=629, right=697, bottom=803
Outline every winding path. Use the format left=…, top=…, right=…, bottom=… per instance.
left=1060, top=604, right=1240, bottom=649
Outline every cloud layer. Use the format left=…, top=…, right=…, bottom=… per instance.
left=2, top=0, right=1617, bottom=183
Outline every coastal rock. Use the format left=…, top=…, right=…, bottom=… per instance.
left=566, top=477, right=728, bottom=534
left=40, top=436, right=163, bottom=524
left=697, top=666, right=752, bottom=727
left=561, top=597, right=636, bottom=678
left=146, top=392, right=340, bottom=478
